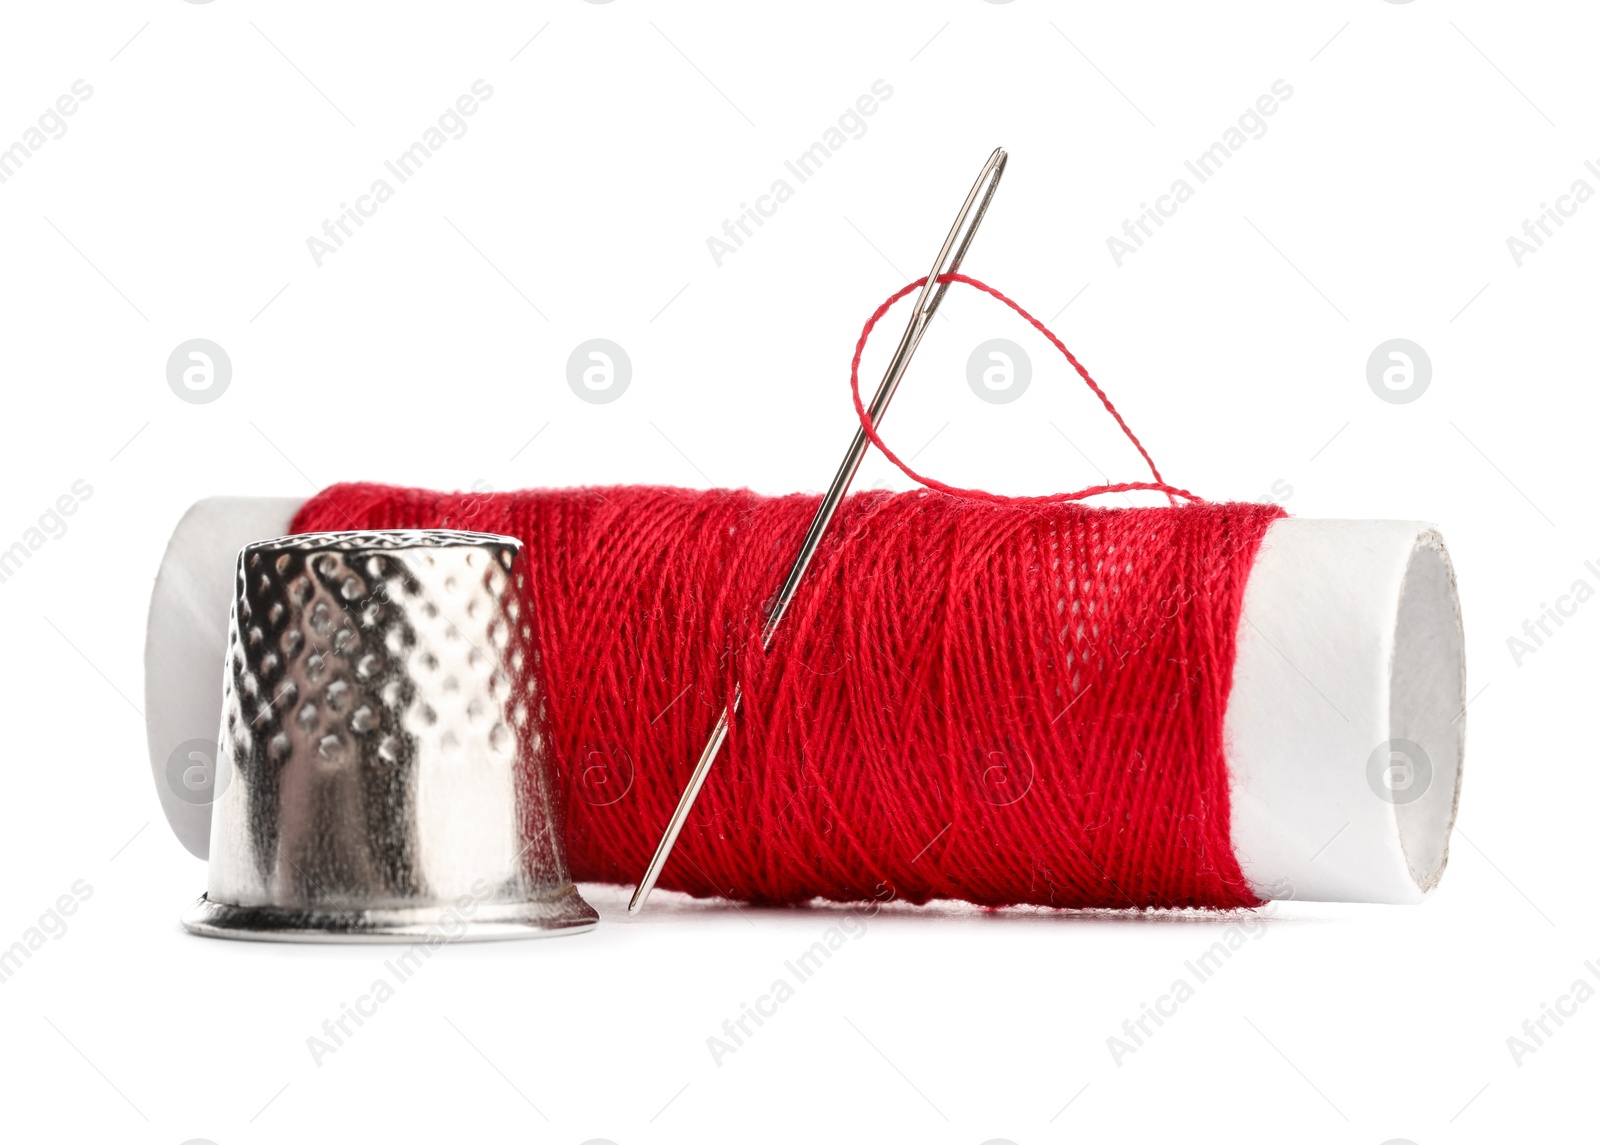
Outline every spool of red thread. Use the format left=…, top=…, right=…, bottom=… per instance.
left=288, top=485, right=1283, bottom=910
left=142, top=278, right=1465, bottom=911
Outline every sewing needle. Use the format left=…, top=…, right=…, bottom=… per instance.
left=628, top=147, right=1009, bottom=913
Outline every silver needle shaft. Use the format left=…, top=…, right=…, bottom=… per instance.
left=628, top=147, right=1009, bottom=913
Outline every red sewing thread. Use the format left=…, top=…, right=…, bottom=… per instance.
left=292, top=275, right=1284, bottom=910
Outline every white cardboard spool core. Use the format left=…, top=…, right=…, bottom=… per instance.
left=146, top=499, right=1465, bottom=905
left=144, top=497, right=305, bottom=860
left=1226, top=519, right=1465, bottom=904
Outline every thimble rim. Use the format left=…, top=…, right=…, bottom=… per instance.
left=181, top=891, right=598, bottom=943
left=246, top=528, right=523, bottom=555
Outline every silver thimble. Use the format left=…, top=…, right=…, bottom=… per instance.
left=182, top=530, right=598, bottom=941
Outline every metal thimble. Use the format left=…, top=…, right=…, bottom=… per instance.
left=182, top=530, right=598, bottom=941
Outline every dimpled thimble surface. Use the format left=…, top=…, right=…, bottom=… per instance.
left=182, top=530, right=597, bottom=941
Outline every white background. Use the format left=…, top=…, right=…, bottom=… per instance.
left=0, top=1, right=1595, bottom=1142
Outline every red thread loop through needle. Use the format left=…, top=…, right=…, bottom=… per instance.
left=849, top=272, right=1200, bottom=505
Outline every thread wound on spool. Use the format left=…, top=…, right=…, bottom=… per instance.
left=293, top=484, right=1284, bottom=910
